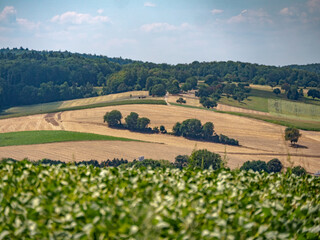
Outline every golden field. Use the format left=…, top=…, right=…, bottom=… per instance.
left=1, top=104, right=320, bottom=173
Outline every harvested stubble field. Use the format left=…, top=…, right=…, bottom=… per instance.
left=1, top=91, right=151, bottom=118
left=0, top=104, right=320, bottom=173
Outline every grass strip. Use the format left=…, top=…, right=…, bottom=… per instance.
left=171, top=103, right=320, bottom=131
left=0, top=130, right=139, bottom=147
left=0, top=99, right=167, bottom=119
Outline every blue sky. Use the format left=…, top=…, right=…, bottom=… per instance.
left=0, top=0, right=319, bottom=65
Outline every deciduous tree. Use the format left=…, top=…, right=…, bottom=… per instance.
left=285, top=127, right=301, bottom=145
left=125, top=112, right=139, bottom=130
left=188, top=149, right=222, bottom=170
left=103, top=110, right=122, bottom=127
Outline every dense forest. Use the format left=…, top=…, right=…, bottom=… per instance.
left=0, top=47, right=319, bottom=109
left=286, top=63, right=320, bottom=75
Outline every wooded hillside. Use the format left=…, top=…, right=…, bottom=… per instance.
left=1, top=48, right=319, bottom=108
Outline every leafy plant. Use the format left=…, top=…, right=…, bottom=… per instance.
left=0, top=160, right=319, bottom=239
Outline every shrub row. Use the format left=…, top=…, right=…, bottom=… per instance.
left=0, top=154, right=308, bottom=176
left=173, top=119, right=239, bottom=146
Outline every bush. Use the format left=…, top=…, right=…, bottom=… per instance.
left=219, top=134, right=239, bottom=146
left=125, top=159, right=173, bottom=169
left=153, top=126, right=160, bottom=133
left=240, top=160, right=268, bottom=173
left=188, top=149, right=223, bottom=170
left=292, top=166, right=307, bottom=176
left=101, top=158, right=128, bottom=167
left=267, top=158, right=283, bottom=173
left=160, top=125, right=167, bottom=133
left=176, top=97, right=186, bottom=104
left=36, top=158, right=66, bottom=166
left=173, top=155, right=189, bottom=169
left=75, top=160, right=101, bottom=167
left=273, top=88, right=281, bottom=95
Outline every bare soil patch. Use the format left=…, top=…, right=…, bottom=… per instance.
left=1, top=104, right=320, bottom=173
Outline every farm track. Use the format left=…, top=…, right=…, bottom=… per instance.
left=0, top=104, right=320, bottom=173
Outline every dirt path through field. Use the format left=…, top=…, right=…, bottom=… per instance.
left=1, top=104, right=319, bottom=173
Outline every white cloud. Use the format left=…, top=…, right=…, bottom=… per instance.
left=280, top=7, right=293, bottom=16
left=228, top=9, right=272, bottom=24
left=144, top=2, right=156, bottom=7
left=16, top=18, right=40, bottom=30
left=97, top=9, right=104, bottom=14
left=0, top=6, right=39, bottom=30
left=211, top=9, right=223, bottom=15
left=0, top=6, right=17, bottom=23
left=140, top=22, right=190, bottom=32
left=51, top=11, right=110, bottom=25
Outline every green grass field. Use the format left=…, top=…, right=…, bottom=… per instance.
left=219, top=88, right=320, bottom=113
left=268, top=99, right=320, bottom=120
left=0, top=130, right=138, bottom=147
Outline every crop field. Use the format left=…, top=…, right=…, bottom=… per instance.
left=168, top=90, right=320, bottom=130
left=0, top=160, right=319, bottom=239
left=268, top=99, right=320, bottom=121
left=1, top=91, right=152, bottom=118
left=1, top=104, right=320, bottom=173
left=0, top=130, right=136, bottom=147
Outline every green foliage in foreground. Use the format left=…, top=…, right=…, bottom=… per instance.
left=0, top=130, right=137, bottom=147
left=1, top=161, right=320, bottom=239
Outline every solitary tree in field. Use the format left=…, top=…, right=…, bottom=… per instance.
left=285, top=127, right=301, bottom=146
left=103, top=110, right=122, bottom=127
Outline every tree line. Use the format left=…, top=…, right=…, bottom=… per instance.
left=1, top=152, right=308, bottom=176
left=103, top=110, right=154, bottom=133
left=103, top=110, right=238, bottom=145
left=1, top=48, right=320, bottom=109
left=173, top=118, right=239, bottom=145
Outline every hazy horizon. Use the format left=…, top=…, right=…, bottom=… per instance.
left=1, top=0, right=320, bottom=66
